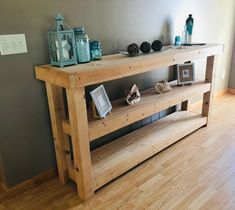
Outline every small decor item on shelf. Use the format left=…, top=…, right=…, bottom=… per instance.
left=140, top=41, right=151, bottom=54
left=127, top=43, right=140, bottom=57
left=74, top=27, right=90, bottom=63
left=151, top=40, right=163, bottom=52
left=177, top=63, right=195, bottom=85
left=174, top=36, right=181, bottom=46
left=48, top=14, right=78, bottom=68
left=186, top=14, right=194, bottom=44
left=182, top=14, right=194, bottom=44
left=154, top=80, right=172, bottom=94
left=126, top=84, right=141, bottom=106
left=90, top=85, right=112, bottom=119
left=90, top=40, right=102, bottom=60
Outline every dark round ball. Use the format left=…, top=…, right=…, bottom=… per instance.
left=140, top=42, right=151, bottom=54
left=151, top=40, right=163, bottom=52
left=127, top=43, right=140, bottom=57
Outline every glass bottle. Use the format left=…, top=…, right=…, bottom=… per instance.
left=90, top=41, right=102, bottom=60
left=186, top=14, right=194, bottom=44
left=74, top=27, right=90, bottom=63
left=174, top=36, right=181, bottom=46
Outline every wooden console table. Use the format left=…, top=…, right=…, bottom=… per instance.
left=35, top=44, right=223, bottom=201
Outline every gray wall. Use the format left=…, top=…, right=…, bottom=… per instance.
left=0, top=0, right=235, bottom=187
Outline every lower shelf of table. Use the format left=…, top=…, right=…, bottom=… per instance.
left=69, top=110, right=207, bottom=191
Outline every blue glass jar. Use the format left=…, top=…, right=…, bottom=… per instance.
left=174, top=36, right=181, bottom=46
left=90, top=41, right=102, bottom=61
left=74, top=27, right=90, bottom=63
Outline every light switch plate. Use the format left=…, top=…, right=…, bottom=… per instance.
left=0, top=34, right=27, bottom=55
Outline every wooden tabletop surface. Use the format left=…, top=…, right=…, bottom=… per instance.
left=35, top=44, right=223, bottom=88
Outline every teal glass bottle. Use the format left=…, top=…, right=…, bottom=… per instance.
left=74, top=27, right=90, bottom=63
left=90, top=41, right=102, bottom=61
left=186, top=14, right=194, bottom=44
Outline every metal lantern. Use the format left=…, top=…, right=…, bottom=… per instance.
left=48, top=14, right=77, bottom=67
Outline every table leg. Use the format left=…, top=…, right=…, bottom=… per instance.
left=66, top=87, right=94, bottom=201
left=45, top=82, right=71, bottom=184
left=202, top=55, right=216, bottom=125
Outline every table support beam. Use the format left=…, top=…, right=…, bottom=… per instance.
left=66, top=87, right=94, bottom=201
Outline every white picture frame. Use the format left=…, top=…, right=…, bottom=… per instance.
left=177, top=63, right=195, bottom=85
left=90, top=85, right=112, bottom=118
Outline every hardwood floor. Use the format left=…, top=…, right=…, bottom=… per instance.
left=1, top=94, right=235, bottom=210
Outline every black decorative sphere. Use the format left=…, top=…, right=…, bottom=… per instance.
left=140, top=42, right=151, bottom=54
left=151, top=40, right=163, bottom=52
left=127, top=43, right=140, bottom=57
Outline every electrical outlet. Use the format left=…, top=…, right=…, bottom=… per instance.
left=0, top=34, right=27, bottom=55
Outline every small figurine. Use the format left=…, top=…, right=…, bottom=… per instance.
left=154, top=80, right=172, bottom=94
left=126, top=84, right=141, bottom=106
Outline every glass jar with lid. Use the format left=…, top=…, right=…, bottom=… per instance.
left=74, top=27, right=90, bottom=63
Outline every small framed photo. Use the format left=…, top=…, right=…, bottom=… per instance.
left=90, top=85, right=112, bottom=118
left=177, top=63, right=195, bottom=85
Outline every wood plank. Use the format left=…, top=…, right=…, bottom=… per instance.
left=181, top=99, right=191, bottom=111
left=66, top=87, right=94, bottom=201
left=63, top=82, right=210, bottom=141
left=181, top=61, right=192, bottom=111
left=62, top=120, right=71, bottom=136
left=202, top=56, right=216, bottom=125
left=91, top=111, right=207, bottom=190
left=68, top=166, right=76, bottom=183
left=45, top=83, right=71, bottom=184
left=35, top=44, right=223, bottom=88
left=36, top=66, right=71, bottom=88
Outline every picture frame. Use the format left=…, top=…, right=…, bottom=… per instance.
left=90, top=85, right=112, bottom=118
left=177, top=63, right=195, bottom=85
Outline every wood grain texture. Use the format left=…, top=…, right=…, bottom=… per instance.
left=202, top=56, right=216, bottom=125
left=91, top=111, right=207, bottom=190
left=35, top=43, right=222, bottom=201
left=35, top=44, right=223, bottom=88
left=1, top=94, right=235, bottom=209
left=181, top=99, right=191, bottom=111
left=66, top=87, right=94, bottom=200
left=63, top=82, right=210, bottom=141
left=45, top=83, right=71, bottom=184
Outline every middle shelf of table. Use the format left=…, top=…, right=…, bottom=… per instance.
left=62, top=81, right=210, bottom=142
